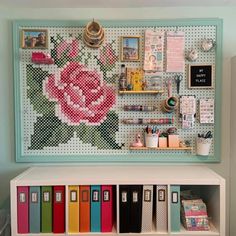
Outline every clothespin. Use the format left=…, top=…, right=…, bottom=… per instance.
left=175, top=26, right=179, bottom=33
left=167, top=79, right=172, bottom=97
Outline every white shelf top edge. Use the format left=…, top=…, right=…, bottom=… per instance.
left=11, top=165, right=224, bottom=186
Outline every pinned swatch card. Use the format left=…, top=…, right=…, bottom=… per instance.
left=166, top=31, right=185, bottom=73
left=143, top=30, right=164, bottom=72
left=199, top=99, right=214, bottom=124
left=180, top=96, right=196, bottom=129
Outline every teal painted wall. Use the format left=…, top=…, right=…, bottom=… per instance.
left=0, top=7, right=236, bottom=235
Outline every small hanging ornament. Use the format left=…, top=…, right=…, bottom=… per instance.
left=201, top=38, right=215, bottom=52
left=186, top=49, right=198, bottom=62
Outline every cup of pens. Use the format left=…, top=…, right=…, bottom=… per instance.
left=196, top=131, right=212, bottom=156
left=144, top=126, right=159, bottom=148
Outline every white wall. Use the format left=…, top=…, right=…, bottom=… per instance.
left=0, top=7, right=235, bottom=235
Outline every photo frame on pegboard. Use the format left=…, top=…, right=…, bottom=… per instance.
left=21, top=29, right=48, bottom=49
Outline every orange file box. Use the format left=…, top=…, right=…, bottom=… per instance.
left=79, top=185, right=90, bottom=232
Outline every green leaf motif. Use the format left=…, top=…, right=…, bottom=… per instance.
left=74, top=111, right=122, bottom=150
left=26, top=65, right=55, bottom=115
left=51, top=48, right=69, bottom=68
left=106, top=73, right=119, bottom=84
left=98, top=111, right=122, bottom=149
left=29, top=115, right=74, bottom=150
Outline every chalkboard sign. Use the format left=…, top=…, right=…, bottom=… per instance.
left=188, top=64, right=213, bottom=88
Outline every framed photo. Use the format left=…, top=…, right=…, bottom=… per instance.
left=188, top=64, right=213, bottom=88
left=21, top=29, right=48, bottom=49
left=120, top=36, right=140, bottom=61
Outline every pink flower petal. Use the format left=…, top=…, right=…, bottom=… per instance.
left=56, top=41, right=69, bottom=59
left=44, top=61, right=116, bottom=126
left=43, top=75, right=62, bottom=100
left=68, top=39, right=79, bottom=58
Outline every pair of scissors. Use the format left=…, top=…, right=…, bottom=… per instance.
left=174, top=75, right=183, bottom=94
left=145, top=126, right=152, bottom=134
left=204, top=131, right=212, bottom=139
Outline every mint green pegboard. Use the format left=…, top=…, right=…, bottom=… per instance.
left=13, top=19, right=222, bottom=163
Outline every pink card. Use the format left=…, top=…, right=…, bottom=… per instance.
left=166, top=31, right=185, bottom=72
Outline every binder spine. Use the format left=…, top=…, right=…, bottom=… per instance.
left=68, top=186, right=79, bottom=233
left=53, top=186, right=65, bottom=233
left=119, top=185, right=130, bottom=233
left=17, top=186, right=29, bottom=234
left=91, top=185, right=101, bottom=232
left=156, top=185, right=168, bottom=233
left=130, top=185, right=143, bottom=233
left=29, top=186, right=40, bottom=233
left=101, top=185, right=113, bottom=232
left=141, top=185, right=153, bottom=232
left=79, top=185, right=91, bottom=232
left=170, top=185, right=180, bottom=232
left=41, top=186, right=52, bottom=233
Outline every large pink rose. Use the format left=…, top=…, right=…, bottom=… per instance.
left=43, top=62, right=116, bottom=125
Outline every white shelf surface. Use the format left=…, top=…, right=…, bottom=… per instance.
left=11, top=165, right=224, bottom=186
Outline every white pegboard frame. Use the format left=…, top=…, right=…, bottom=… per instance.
left=13, top=19, right=222, bottom=162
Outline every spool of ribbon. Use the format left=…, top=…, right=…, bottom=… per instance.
left=162, top=79, right=178, bottom=113
left=83, top=20, right=105, bottom=48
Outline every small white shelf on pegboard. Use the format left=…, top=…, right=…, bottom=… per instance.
left=118, top=90, right=164, bottom=95
left=129, top=146, right=192, bottom=151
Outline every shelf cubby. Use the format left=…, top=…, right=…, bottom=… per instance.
left=10, top=166, right=225, bottom=236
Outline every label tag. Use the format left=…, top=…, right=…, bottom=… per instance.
left=158, top=189, right=165, bottom=202
left=92, top=190, right=99, bottom=202
left=55, top=192, right=62, bottom=203
left=144, top=190, right=151, bottom=202
left=19, top=193, right=26, bottom=203
left=31, top=192, right=38, bottom=203
left=122, top=191, right=127, bottom=202
left=133, top=191, right=138, bottom=203
left=43, top=191, right=50, bottom=202
left=103, top=190, right=110, bottom=202
left=70, top=190, right=77, bottom=202
left=82, top=190, right=88, bottom=202
left=172, top=192, right=178, bottom=203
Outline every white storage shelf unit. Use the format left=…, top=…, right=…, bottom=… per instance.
left=10, top=166, right=225, bottom=236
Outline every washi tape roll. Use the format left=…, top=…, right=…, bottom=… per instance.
left=161, top=96, right=178, bottom=113
left=83, top=20, right=105, bottom=48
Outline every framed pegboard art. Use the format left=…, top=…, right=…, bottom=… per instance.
left=13, top=19, right=222, bottom=163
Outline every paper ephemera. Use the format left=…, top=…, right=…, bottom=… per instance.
left=166, top=31, right=185, bottom=73
left=144, top=30, right=164, bottom=72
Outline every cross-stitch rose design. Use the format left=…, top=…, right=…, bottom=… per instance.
left=98, top=43, right=117, bottom=67
left=43, top=61, right=116, bottom=125
left=27, top=36, right=121, bottom=150
left=95, top=42, right=118, bottom=83
left=56, top=39, right=79, bottom=59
